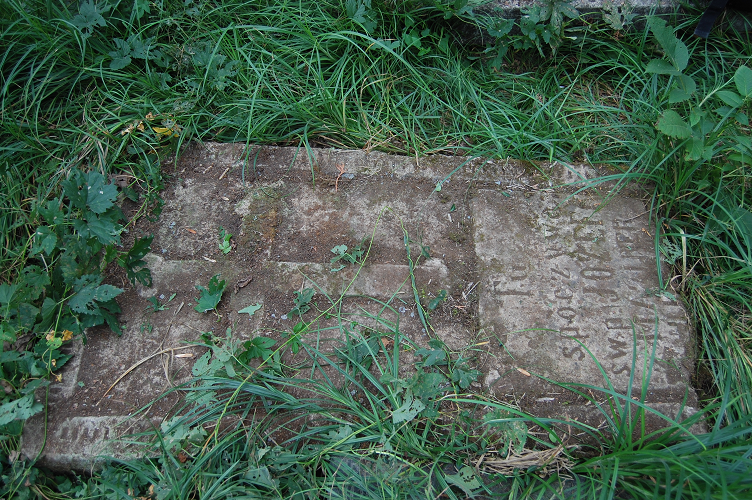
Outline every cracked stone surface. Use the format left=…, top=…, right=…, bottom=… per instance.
left=22, top=143, right=699, bottom=470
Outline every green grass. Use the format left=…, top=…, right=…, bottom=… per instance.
left=1, top=0, right=752, bottom=498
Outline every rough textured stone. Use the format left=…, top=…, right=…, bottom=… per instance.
left=473, top=189, right=693, bottom=405
left=22, top=144, right=699, bottom=470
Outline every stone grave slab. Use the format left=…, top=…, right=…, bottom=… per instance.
left=22, top=144, right=699, bottom=470
left=473, top=189, right=694, bottom=420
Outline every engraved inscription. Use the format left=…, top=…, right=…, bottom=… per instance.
left=475, top=191, right=692, bottom=394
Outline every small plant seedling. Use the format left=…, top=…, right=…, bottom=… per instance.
left=329, top=239, right=365, bottom=272
left=146, top=293, right=176, bottom=312
left=416, top=339, right=447, bottom=367
left=659, top=237, right=682, bottom=265
left=288, top=288, right=314, bottom=317
left=238, top=336, right=276, bottom=363
left=428, top=289, right=447, bottom=310
left=194, top=275, right=226, bottom=313
left=218, top=226, right=232, bottom=254
left=282, top=321, right=307, bottom=355
left=451, top=356, right=481, bottom=389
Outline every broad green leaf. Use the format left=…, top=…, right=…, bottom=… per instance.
left=656, top=110, right=691, bottom=139
left=17, top=303, right=39, bottom=330
left=85, top=171, right=118, bottom=214
left=289, top=288, right=314, bottom=316
left=94, top=284, right=123, bottom=302
left=331, top=245, right=347, bottom=255
left=0, top=394, right=43, bottom=426
left=194, top=275, right=226, bottom=313
left=446, top=466, right=482, bottom=495
left=293, top=288, right=314, bottom=306
left=244, top=467, right=275, bottom=489
left=669, top=88, right=691, bottom=104
left=192, top=351, right=214, bottom=376
left=31, top=226, right=56, bottom=256
left=330, top=244, right=347, bottom=260
left=735, top=65, right=752, bottom=98
left=559, top=2, right=579, bottom=20
left=646, top=17, right=674, bottom=54
left=69, top=284, right=99, bottom=315
left=71, top=0, right=109, bottom=38
left=108, top=38, right=132, bottom=70
left=242, top=336, right=275, bottom=360
left=717, top=90, right=743, bottom=108
left=689, top=107, right=705, bottom=126
left=488, top=18, right=514, bottom=38
left=62, top=171, right=88, bottom=210
left=451, top=366, right=481, bottom=389
left=134, top=0, right=151, bottom=20
left=0, top=283, right=18, bottom=307
left=380, top=373, right=408, bottom=388
left=647, top=17, right=686, bottom=71
left=645, top=59, right=681, bottom=76
left=672, top=40, right=688, bottom=72
left=239, top=303, right=262, bottom=317
left=19, top=266, right=50, bottom=302
left=734, top=135, right=752, bottom=150
left=736, top=112, right=749, bottom=126
left=427, top=289, right=447, bottom=310
left=392, top=392, right=425, bottom=424
left=119, top=235, right=153, bottom=286
left=125, top=235, right=152, bottom=265
left=0, top=323, right=17, bottom=343
left=37, top=298, right=58, bottom=331
left=676, top=74, right=696, bottom=95
left=86, top=213, right=121, bottom=245
left=715, top=106, right=733, bottom=117
left=411, top=371, right=447, bottom=401
left=38, top=198, right=64, bottom=225
left=416, top=346, right=446, bottom=366
left=685, top=135, right=705, bottom=161
left=539, top=0, right=552, bottom=20
left=326, top=424, right=354, bottom=446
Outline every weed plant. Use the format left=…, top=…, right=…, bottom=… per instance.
left=1, top=0, right=752, bottom=498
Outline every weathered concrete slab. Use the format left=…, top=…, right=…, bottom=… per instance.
left=22, top=144, right=699, bottom=470
left=471, top=1, right=751, bottom=38
left=482, top=0, right=673, bottom=18
left=473, top=190, right=692, bottom=408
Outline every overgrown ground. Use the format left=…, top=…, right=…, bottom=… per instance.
left=1, top=0, right=751, bottom=498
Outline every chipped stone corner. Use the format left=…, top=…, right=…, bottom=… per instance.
left=22, top=414, right=159, bottom=471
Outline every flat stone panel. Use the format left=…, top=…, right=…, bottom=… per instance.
left=474, top=188, right=694, bottom=404
left=21, top=143, right=699, bottom=470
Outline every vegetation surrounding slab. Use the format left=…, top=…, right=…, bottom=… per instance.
left=1, top=0, right=751, bottom=498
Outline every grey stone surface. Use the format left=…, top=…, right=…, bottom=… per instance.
left=471, top=1, right=751, bottom=37
left=22, top=144, right=699, bottom=470
left=481, top=0, right=673, bottom=18
left=474, top=190, right=692, bottom=401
